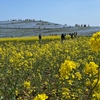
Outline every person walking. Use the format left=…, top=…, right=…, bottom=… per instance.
left=61, top=33, right=65, bottom=43
left=38, top=34, right=42, bottom=43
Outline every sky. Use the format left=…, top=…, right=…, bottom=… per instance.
left=0, top=0, right=100, bottom=26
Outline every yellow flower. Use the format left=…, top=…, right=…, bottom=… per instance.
left=75, top=72, right=82, bottom=80
left=62, top=88, right=70, bottom=99
left=24, top=81, right=30, bottom=89
left=71, top=74, right=75, bottom=79
left=84, top=62, right=98, bottom=76
left=33, top=93, right=48, bottom=100
left=59, top=60, right=77, bottom=79
left=9, top=58, right=14, bottom=63
left=44, top=81, right=48, bottom=85
left=68, top=80, right=73, bottom=85
left=92, top=79, right=100, bottom=88
left=90, top=31, right=100, bottom=52
left=15, top=90, right=18, bottom=96
left=85, top=80, right=91, bottom=86
left=93, top=92, right=100, bottom=99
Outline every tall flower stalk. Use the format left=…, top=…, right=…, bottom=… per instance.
left=89, top=31, right=100, bottom=100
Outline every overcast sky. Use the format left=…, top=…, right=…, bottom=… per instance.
left=0, top=0, right=100, bottom=26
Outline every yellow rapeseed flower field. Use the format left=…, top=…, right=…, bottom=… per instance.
left=0, top=33, right=100, bottom=100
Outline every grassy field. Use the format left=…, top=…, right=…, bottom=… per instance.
left=0, top=34, right=100, bottom=100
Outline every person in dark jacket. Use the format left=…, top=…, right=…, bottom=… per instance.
left=61, top=33, right=65, bottom=42
left=38, top=34, right=42, bottom=43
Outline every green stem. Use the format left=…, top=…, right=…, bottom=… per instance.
left=87, top=66, right=100, bottom=100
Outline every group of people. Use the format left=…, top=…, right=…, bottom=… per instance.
left=38, top=32, right=78, bottom=43
left=61, top=32, right=77, bottom=42
left=69, top=32, right=77, bottom=39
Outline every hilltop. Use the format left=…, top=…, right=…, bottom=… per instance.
left=0, top=19, right=63, bottom=29
left=0, top=19, right=100, bottom=37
